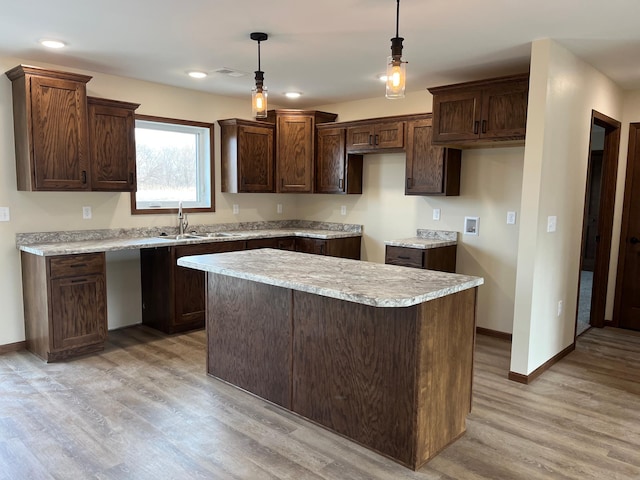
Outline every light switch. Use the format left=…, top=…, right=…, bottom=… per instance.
left=433, top=208, right=441, bottom=221
left=506, top=211, right=516, bottom=225
left=0, top=207, right=9, bottom=222
left=547, top=215, right=557, bottom=233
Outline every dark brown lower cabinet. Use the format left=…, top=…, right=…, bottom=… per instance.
left=385, top=245, right=457, bottom=272
left=142, top=236, right=361, bottom=334
left=141, top=241, right=246, bottom=334
left=21, top=251, right=107, bottom=362
left=295, top=236, right=361, bottom=260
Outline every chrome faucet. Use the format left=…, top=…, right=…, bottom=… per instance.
left=178, top=201, right=188, bottom=235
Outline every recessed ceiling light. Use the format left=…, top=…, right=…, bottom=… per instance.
left=188, top=71, right=207, bottom=79
left=40, top=39, right=66, bottom=49
left=285, top=92, right=302, bottom=99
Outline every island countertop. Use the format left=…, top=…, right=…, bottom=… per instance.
left=177, top=248, right=483, bottom=308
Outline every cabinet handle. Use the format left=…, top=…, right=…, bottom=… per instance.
left=129, top=172, right=134, bottom=185
left=473, top=121, right=479, bottom=135
left=339, top=178, right=344, bottom=189
left=281, top=178, right=284, bottom=188
left=406, top=177, right=412, bottom=189
left=320, top=244, right=325, bottom=254
left=369, top=134, right=373, bottom=145
left=70, top=263, right=87, bottom=268
left=482, top=120, right=487, bottom=134
left=398, top=255, right=411, bottom=260
left=81, top=170, right=87, bottom=184
left=631, top=237, right=640, bottom=245
left=70, top=278, right=88, bottom=283
left=374, top=134, right=379, bottom=145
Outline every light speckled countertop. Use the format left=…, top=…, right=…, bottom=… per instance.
left=385, top=229, right=458, bottom=249
left=178, top=249, right=483, bottom=308
left=16, top=221, right=362, bottom=256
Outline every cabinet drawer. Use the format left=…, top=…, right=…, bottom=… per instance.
left=385, top=246, right=423, bottom=269
left=49, top=253, right=105, bottom=279
left=174, top=240, right=246, bottom=259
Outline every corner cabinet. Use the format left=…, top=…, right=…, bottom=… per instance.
left=266, top=110, right=338, bottom=193
left=405, top=115, right=461, bottom=196
left=218, top=118, right=275, bottom=193
left=6, top=65, right=92, bottom=191
left=21, top=252, right=107, bottom=362
left=315, top=126, right=363, bottom=194
left=87, top=97, right=139, bottom=191
left=428, top=73, right=529, bottom=146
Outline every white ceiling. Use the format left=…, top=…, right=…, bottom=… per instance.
left=2, top=0, right=640, bottom=108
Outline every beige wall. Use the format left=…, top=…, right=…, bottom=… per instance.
left=510, top=39, right=624, bottom=376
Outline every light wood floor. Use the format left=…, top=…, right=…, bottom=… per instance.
left=1, top=326, right=639, bottom=479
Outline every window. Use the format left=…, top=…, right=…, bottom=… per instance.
left=131, top=115, right=214, bottom=214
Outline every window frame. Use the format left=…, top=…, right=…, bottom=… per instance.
left=130, top=114, right=215, bottom=215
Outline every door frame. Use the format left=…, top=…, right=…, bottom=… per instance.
left=613, top=122, right=640, bottom=326
left=576, top=110, right=620, bottom=332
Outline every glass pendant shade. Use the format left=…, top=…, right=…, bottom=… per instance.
left=386, top=56, right=406, bottom=99
left=252, top=85, right=268, bottom=118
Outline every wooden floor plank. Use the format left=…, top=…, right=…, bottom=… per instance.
left=1, top=325, right=640, bottom=479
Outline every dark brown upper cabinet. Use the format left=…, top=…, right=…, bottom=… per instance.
left=266, top=110, right=337, bottom=193
left=6, top=65, right=92, bottom=191
left=346, top=120, right=405, bottom=153
left=218, top=118, right=275, bottom=193
left=428, top=73, right=529, bottom=147
left=315, top=126, right=363, bottom=194
left=405, top=115, right=461, bottom=196
left=87, top=97, right=139, bottom=192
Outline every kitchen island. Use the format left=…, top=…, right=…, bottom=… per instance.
left=178, top=248, right=483, bottom=470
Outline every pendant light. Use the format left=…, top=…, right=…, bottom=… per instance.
left=386, top=0, right=407, bottom=99
left=251, top=32, right=268, bottom=118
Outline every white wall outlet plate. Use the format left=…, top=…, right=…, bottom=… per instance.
left=506, top=211, right=516, bottom=224
left=547, top=215, right=557, bottom=233
left=433, top=208, right=441, bottom=221
left=82, top=206, right=92, bottom=219
left=0, top=207, right=9, bottom=222
left=277, top=203, right=283, bottom=214
left=232, top=204, right=239, bottom=214
left=340, top=205, right=347, bottom=215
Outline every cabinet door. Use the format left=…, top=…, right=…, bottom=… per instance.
left=480, top=80, right=528, bottom=140
left=316, top=127, right=346, bottom=193
left=50, top=274, right=107, bottom=351
left=238, top=124, right=274, bottom=192
left=346, top=125, right=377, bottom=152
left=375, top=121, right=405, bottom=150
left=88, top=99, right=137, bottom=191
left=276, top=115, right=314, bottom=192
left=30, top=76, right=90, bottom=190
left=174, top=241, right=246, bottom=329
left=295, top=237, right=326, bottom=255
left=346, top=122, right=404, bottom=152
left=246, top=237, right=295, bottom=250
left=406, top=118, right=461, bottom=196
left=432, top=89, right=482, bottom=144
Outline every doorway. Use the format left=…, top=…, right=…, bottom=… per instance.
left=613, top=123, right=640, bottom=330
left=576, top=111, right=621, bottom=336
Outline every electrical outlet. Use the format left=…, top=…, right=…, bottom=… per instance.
left=506, top=211, right=516, bottom=225
left=232, top=204, right=239, bottom=214
left=433, top=208, right=441, bottom=221
left=340, top=205, right=347, bottom=215
left=557, top=300, right=563, bottom=317
left=277, top=203, right=283, bottom=214
left=82, top=206, right=92, bottom=219
left=0, top=207, right=9, bottom=222
left=547, top=215, right=557, bottom=233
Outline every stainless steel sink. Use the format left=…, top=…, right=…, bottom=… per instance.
left=155, top=233, right=201, bottom=240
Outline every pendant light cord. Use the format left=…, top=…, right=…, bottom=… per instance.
left=395, top=0, right=400, bottom=38
left=257, top=41, right=261, bottom=71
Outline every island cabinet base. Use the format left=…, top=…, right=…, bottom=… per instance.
left=206, top=273, right=477, bottom=470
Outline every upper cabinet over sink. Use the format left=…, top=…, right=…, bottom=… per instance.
left=5, top=65, right=140, bottom=192
left=428, top=73, right=529, bottom=147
